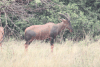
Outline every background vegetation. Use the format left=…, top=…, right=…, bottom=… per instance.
left=0, top=1, right=100, bottom=67
left=0, top=0, right=100, bottom=41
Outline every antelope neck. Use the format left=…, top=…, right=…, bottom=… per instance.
left=56, top=22, right=66, bottom=33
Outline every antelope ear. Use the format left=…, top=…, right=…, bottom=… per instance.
left=60, top=19, right=64, bottom=22
left=60, top=19, right=62, bottom=21
left=60, top=19, right=66, bottom=23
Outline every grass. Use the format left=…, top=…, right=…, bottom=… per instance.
left=0, top=39, right=100, bottom=67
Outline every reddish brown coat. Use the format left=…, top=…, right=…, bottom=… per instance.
left=24, top=14, right=73, bottom=52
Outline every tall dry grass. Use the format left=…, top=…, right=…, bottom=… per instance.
left=0, top=38, right=100, bottom=67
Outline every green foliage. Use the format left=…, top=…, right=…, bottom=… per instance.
left=1, top=0, right=100, bottom=41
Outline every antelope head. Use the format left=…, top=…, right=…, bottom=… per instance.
left=59, top=13, right=73, bottom=32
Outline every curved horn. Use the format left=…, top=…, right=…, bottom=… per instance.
left=59, top=13, right=70, bottom=20
left=59, top=13, right=70, bottom=21
left=65, top=13, right=70, bottom=20
left=59, top=13, right=68, bottom=20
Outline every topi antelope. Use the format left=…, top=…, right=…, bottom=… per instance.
left=24, top=13, right=73, bottom=52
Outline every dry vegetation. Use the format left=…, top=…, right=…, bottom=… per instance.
left=0, top=38, right=100, bottom=67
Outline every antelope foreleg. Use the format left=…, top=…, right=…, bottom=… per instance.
left=50, top=38, right=54, bottom=52
left=51, top=44, right=54, bottom=52
left=24, top=39, right=33, bottom=52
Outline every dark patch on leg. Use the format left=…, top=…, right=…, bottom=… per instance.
left=49, top=25, right=58, bottom=52
left=50, top=38, right=54, bottom=52
left=50, top=38, right=54, bottom=45
left=24, top=30, right=36, bottom=52
left=50, top=25, right=58, bottom=45
left=50, top=25, right=58, bottom=38
left=25, top=30, right=36, bottom=41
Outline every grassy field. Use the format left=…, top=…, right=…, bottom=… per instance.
left=0, top=39, right=100, bottom=67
